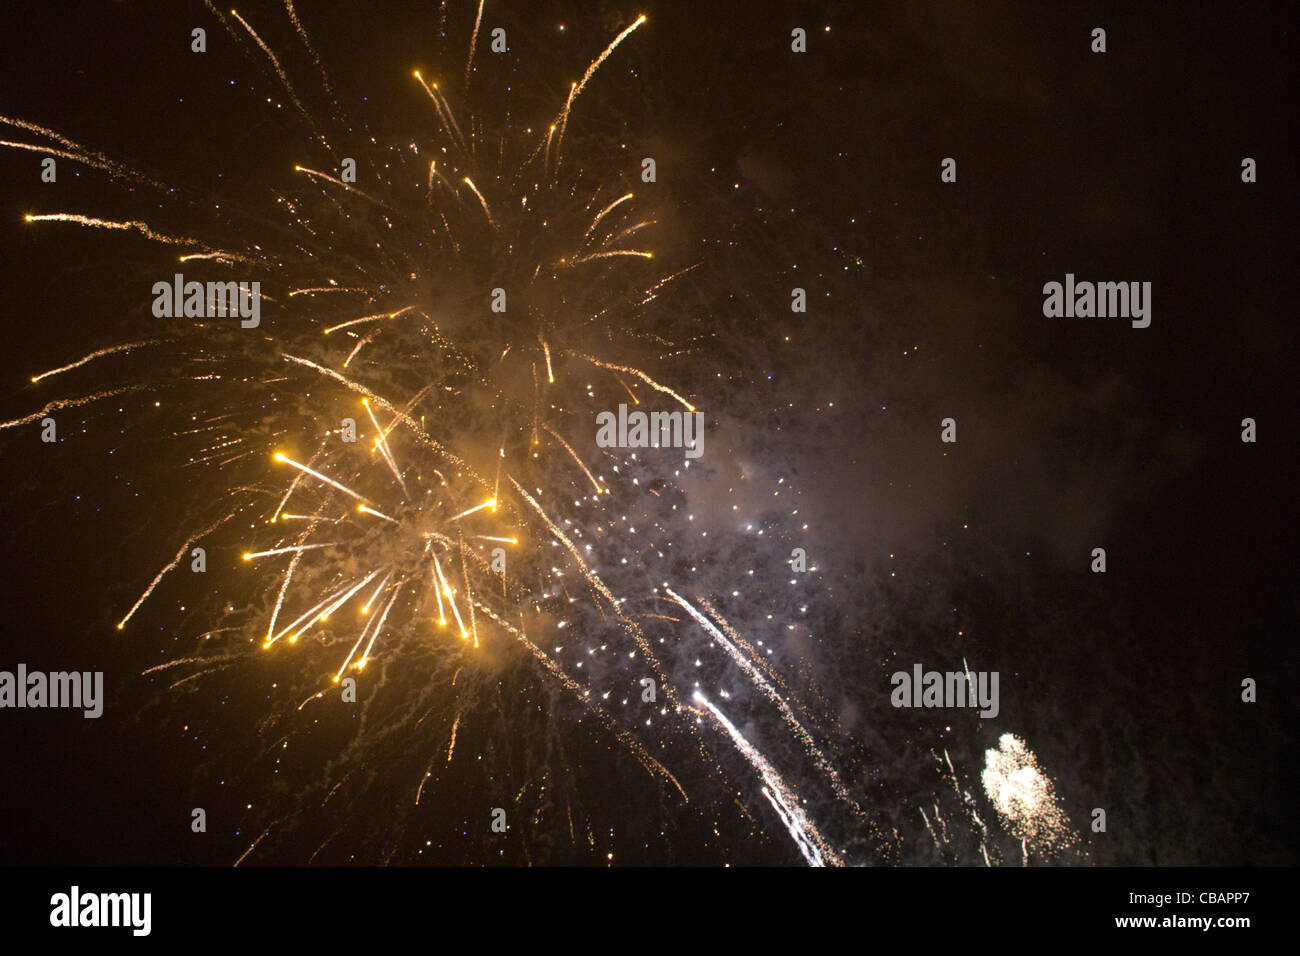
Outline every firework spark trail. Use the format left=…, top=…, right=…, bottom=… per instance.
left=461, top=177, right=494, bottom=227
left=568, top=249, right=654, bottom=264
left=361, top=398, right=408, bottom=496
left=355, top=588, right=401, bottom=670
left=266, top=533, right=311, bottom=642
left=317, top=572, right=383, bottom=624
left=343, top=331, right=378, bottom=367
left=0, top=141, right=133, bottom=181
left=582, top=192, right=634, bottom=245
left=279, top=354, right=480, bottom=480
left=287, top=580, right=375, bottom=651
left=272, top=452, right=372, bottom=506
left=941, top=748, right=993, bottom=865
left=600, top=220, right=655, bottom=250
left=116, top=509, right=246, bottom=630
left=612, top=375, right=640, bottom=405
left=270, top=447, right=323, bottom=522
left=919, top=806, right=942, bottom=854
left=284, top=0, right=342, bottom=114
left=1, top=116, right=167, bottom=189
left=363, top=572, right=394, bottom=613
left=569, top=15, right=647, bottom=106
left=762, top=788, right=823, bottom=867
left=696, top=598, right=826, bottom=733
left=698, top=596, right=803, bottom=707
left=541, top=122, right=557, bottom=173
left=447, top=499, right=494, bottom=523
left=666, top=588, right=862, bottom=813
left=143, top=652, right=246, bottom=692
left=227, top=8, right=334, bottom=154
left=294, top=164, right=380, bottom=205
left=415, top=766, right=434, bottom=806
left=508, top=476, right=681, bottom=705
left=242, top=542, right=339, bottom=561
left=430, top=556, right=448, bottom=626
left=289, top=286, right=374, bottom=297
left=322, top=308, right=416, bottom=335
left=266, top=571, right=378, bottom=647
left=433, top=551, right=469, bottom=637
left=22, top=213, right=205, bottom=249
left=425, top=157, right=456, bottom=201
left=693, top=691, right=841, bottom=866
left=141, top=654, right=245, bottom=675
left=541, top=424, right=604, bottom=495
left=540, top=338, right=555, bottom=384
left=464, top=0, right=485, bottom=87
left=178, top=251, right=259, bottom=265
left=0, top=8, right=858, bottom=863
left=567, top=353, right=695, bottom=411
left=474, top=601, right=687, bottom=803
left=554, top=15, right=647, bottom=164
left=446, top=711, right=461, bottom=762
left=233, top=828, right=270, bottom=867
left=27, top=341, right=166, bottom=383
left=159, top=663, right=243, bottom=691
left=634, top=262, right=702, bottom=308
left=459, top=535, right=479, bottom=647
left=16, top=385, right=189, bottom=441
left=413, top=74, right=468, bottom=156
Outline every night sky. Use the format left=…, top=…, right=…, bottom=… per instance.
left=0, top=0, right=1294, bottom=868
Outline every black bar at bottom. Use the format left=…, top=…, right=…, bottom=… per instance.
left=0, top=866, right=1283, bottom=942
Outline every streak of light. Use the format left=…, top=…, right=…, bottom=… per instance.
left=569, top=352, right=695, bottom=411
left=30, top=340, right=163, bottom=383
left=693, top=692, right=841, bottom=867
left=273, top=451, right=373, bottom=505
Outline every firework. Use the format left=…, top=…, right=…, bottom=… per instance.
left=0, top=2, right=1015, bottom=868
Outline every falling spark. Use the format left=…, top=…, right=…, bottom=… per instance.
left=30, top=340, right=164, bottom=383
left=462, top=177, right=494, bottom=227
left=293, top=164, right=379, bottom=203
left=555, top=15, right=647, bottom=160
left=583, top=192, right=634, bottom=245
left=569, top=353, right=695, bottom=411
left=542, top=424, right=604, bottom=494
left=464, top=0, right=485, bottom=85
left=448, top=499, right=495, bottom=523
left=23, top=213, right=202, bottom=247
left=694, top=692, right=841, bottom=866
left=117, top=512, right=242, bottom=629
left=243, top=542, right=339, bottom=560
left=322, top=307, right=414, bottom=335
left=567, top=249, right=654, bottom=264
left=356, top=589, right=401, bottom=669
left=273, top=451, right=373, bottom=505
left=446, top=712, right=461, bottom=761
left=667, top=588, right=861, bottom=812
left=229, top=7, right=332, bottom=151
left=357, top=503, right=398, bottom=524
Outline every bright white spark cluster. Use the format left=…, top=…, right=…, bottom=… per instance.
left=981, top=733, right=1077, bottom=857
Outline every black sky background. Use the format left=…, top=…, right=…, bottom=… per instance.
left=0, top=1, right=1294, bottom=865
